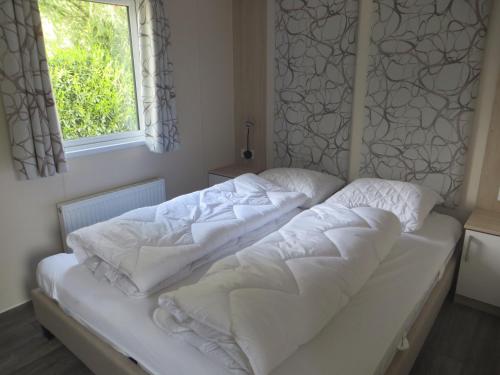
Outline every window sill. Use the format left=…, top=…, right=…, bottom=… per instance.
left=65, top=137, right=146, bottom=159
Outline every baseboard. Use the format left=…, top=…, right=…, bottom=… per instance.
left=454, top=294, right=500, bottom=317
left=0, top=299, right=31, bottom=315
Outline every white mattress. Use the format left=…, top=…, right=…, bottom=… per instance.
left=37, top=212, right=461, bottom=375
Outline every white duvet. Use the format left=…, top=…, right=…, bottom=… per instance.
left=67, top=174, right=306, bottom=297
left=153, top=202, right=402, bottom=375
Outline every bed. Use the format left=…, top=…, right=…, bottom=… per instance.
left=32, top=210, right=462, bottom=375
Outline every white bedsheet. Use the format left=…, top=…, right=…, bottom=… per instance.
left=37, top=212, right=461, bottom=375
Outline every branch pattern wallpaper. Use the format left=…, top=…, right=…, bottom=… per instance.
left=360, top=0, right=491, bottom=206
left=274, top=0, right=359, bottom=179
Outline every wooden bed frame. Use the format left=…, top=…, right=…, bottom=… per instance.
left=31, top=252, right=459, bottom=375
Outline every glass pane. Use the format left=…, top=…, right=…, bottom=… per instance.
left=39, top=0, right=139, bottom=140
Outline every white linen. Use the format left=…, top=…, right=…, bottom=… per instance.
left=272, top=212, right=461, bottom=375
left=328, top=178, right=444, bottom=232
left=36, top=212, right=461, bottom=375
left=154, top=203, right=402, bottom=375
left=36, top=253, right=78, bottom=301
left=67, top=174, right=306, bottom=297
left=259, top=168, right=345, bottom=208
left=37, top=211, right=300, bottom=375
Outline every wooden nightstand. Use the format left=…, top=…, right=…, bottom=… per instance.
left=208, top=164, right=265, bottom=187
left=456, top=209, right=500, bottom=315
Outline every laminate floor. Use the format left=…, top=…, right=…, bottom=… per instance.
left=0, top=303, right=91, bottom=375
left=0, top=299, right=499, bottom=374
left=410, top=301, right=500, bottom=375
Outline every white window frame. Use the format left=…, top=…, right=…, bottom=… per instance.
left=62, top=0, right=146, bottom=158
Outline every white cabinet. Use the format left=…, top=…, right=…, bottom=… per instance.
left=456, top=229, right=500, bottom=308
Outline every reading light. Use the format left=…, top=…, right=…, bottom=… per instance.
left=242, top=121, right=254, bottom=160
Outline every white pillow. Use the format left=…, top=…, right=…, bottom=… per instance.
left=327, top=178, right=444, bottom=232
left=259, top=168, right=345, bottom=208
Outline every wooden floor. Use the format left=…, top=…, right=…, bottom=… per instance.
left=410, top=301, right=500, bottom=375
left=0, top=303, right=91, bottom=375
left=0, top=299, right=499, bottom=375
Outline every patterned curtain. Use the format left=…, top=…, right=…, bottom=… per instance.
left=0, top=0, right=67, bottom=180
left=136, top=0, right=180, bottom=153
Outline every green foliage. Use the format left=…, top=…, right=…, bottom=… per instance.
left=39, top=0, right=138, bottom=140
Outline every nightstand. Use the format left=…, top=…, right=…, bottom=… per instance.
left=208, top=164, right=265, bottom=187
left=456, top=209, right=500, bottom=315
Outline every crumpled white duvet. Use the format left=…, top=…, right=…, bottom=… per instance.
left=153, top=203, right=402, bottom=375
left=67, top=174, right=306, bottom=297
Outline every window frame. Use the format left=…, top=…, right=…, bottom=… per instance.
left=60, top=0, right=146, bottom=157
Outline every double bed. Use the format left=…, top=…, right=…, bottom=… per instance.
left=32, top=171, right=463, bottom=375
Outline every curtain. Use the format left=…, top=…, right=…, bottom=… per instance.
left=0, top=0, right=67, bottom=180
left=137, top=0, right=180, bottom=153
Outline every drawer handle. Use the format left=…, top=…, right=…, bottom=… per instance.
left=464, top=235, right=474, bottom=263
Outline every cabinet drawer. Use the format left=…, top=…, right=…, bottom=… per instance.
left=208, top=174, right=231, bottom=187
left=456, top=230, right=500, bottom=307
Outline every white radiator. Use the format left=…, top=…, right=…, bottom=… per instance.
left=57, top=179, right=166, bottom=251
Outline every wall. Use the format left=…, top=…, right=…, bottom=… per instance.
left=233, top=0, right=267, bottom=170
left=477, top=76, right=500, bottom=212
left=464, top=0, right=500, bottom=214
left=360, top=0, right=491, bottom=207
left=273, top=1, right=358, bottom=179
left=0, top=0, right=235, bottom=313
left=258, top=0, right=500, bottom=219
left=270, top=0, right=492, bottom=209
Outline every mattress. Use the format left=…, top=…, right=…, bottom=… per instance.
left=37, top=212, right=461, bottom=375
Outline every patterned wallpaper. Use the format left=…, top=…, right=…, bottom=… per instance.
left=360, top=0, right=491, bottom=206
left=274, top=0, right=359, bottom=179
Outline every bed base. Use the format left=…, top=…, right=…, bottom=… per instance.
left=384, top=252, right=457, bottom=375
left=31, top=252, right=458, bottom=375
left=32, top=289, right=148, bottom=375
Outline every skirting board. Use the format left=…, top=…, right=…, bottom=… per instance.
left=455, top=294, right=500, bottom=318
left=31, top=253, right=458, bottom=375
left=0, top=298, right=30, bottom=315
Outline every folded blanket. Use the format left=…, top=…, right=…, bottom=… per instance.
left=67, top=174, right=307, bottom=297
left=153, top=203, right=402, bottom=375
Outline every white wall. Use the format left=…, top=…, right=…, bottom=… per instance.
left=0, top=0, right=235, bottom=313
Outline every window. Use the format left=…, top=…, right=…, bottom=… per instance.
left=39, top=0, right=143, bottom=156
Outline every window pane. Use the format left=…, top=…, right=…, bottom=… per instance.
left=39, top=0, right=139, bottom=141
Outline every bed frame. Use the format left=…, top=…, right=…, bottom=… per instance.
left=31, top=251, right=459, bottom=375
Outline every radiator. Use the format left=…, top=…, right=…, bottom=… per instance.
left=57, top=179, right=166, bottom=251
